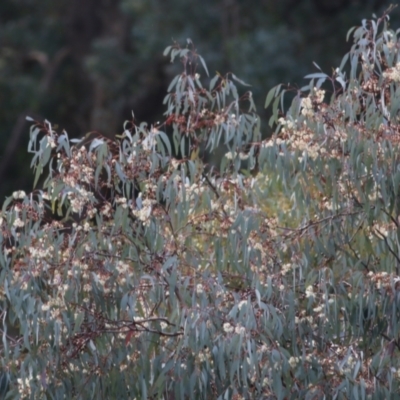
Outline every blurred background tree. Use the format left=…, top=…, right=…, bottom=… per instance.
left=0, top=0, right=397, bottom=199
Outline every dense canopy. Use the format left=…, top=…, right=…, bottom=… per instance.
left=1, top=7, right=400, bottom=400
left=0, top=0, right=398, bottom=199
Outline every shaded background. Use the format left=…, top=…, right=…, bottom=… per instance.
left=0, top=0, right=398, bottom=199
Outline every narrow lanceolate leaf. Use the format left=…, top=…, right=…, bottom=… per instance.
left=198, top=55, right=209, bottom=77
left=304, top=72, right=329, bottom=79
left=265, top=84, right=281, bottom=109
left=163, top=45, right=172, bottom=56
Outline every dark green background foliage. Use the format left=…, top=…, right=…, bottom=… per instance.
left=0, top=0, right=398, bottom=198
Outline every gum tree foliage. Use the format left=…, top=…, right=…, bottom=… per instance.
left=1, top=0, right=396, bottom=202
left=1, top=10, right=400, bottom=399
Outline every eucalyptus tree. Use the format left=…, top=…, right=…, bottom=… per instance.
left=1, top=9, right=400, bottom=399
